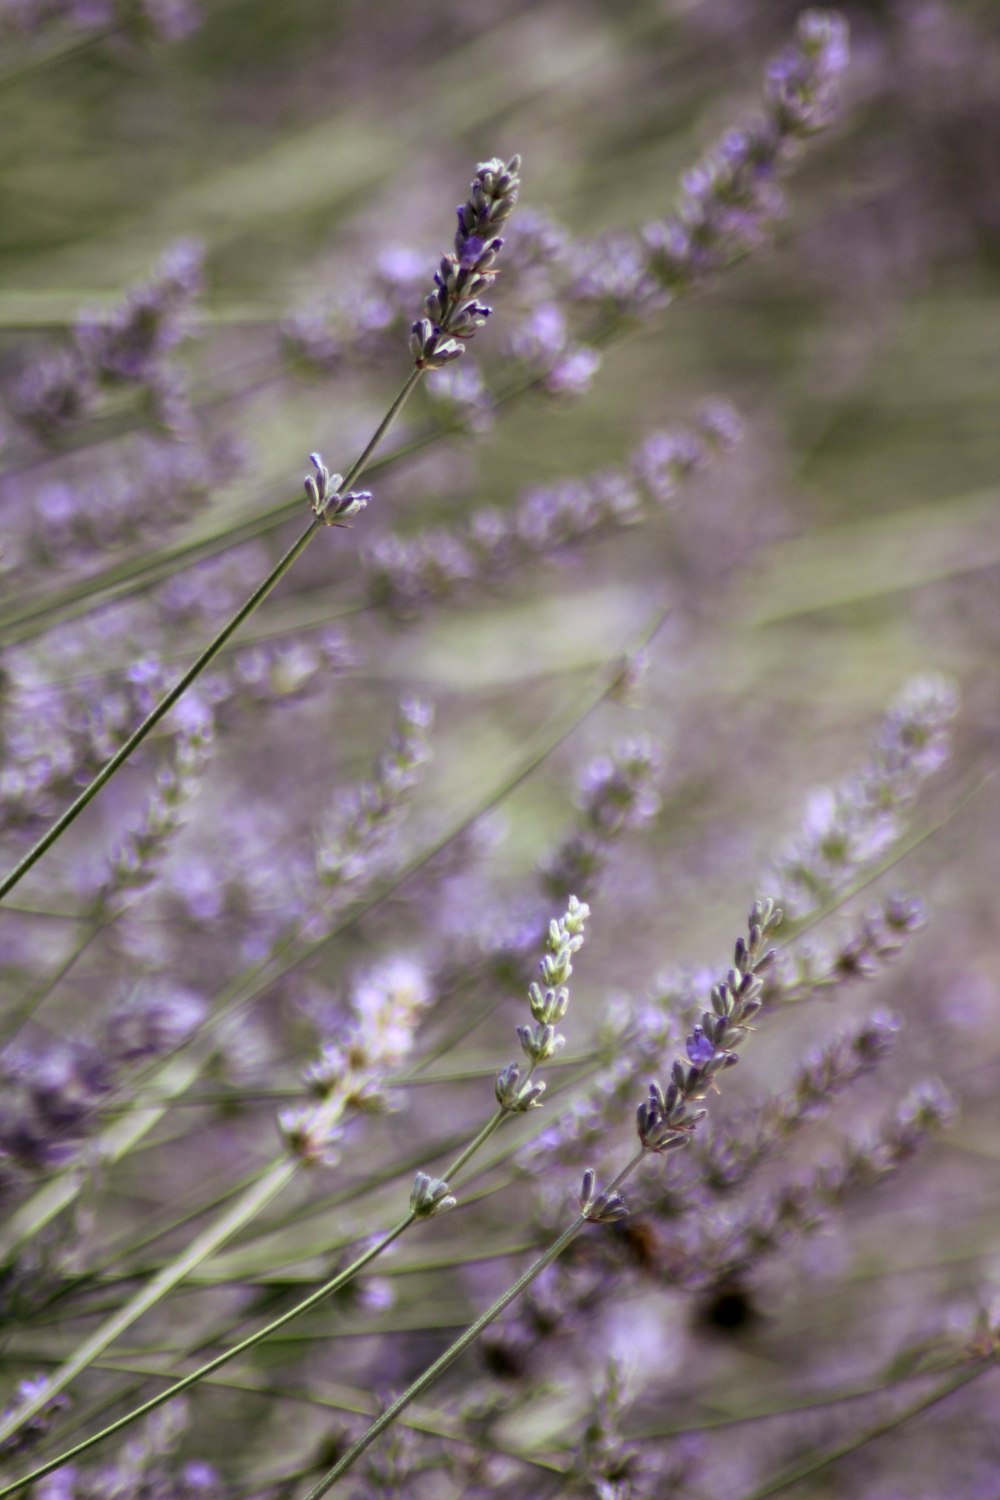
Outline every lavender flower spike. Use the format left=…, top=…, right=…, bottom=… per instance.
left=410, top=154, right=521, bottom=370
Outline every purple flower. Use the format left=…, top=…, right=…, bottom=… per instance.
left=686, top=1025, right=716, bottom=1068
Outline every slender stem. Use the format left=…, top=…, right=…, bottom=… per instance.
left=0, top=369, right=423, bottom=903
left=340, top=366, right=422, bottom=491
left=0, top=517, right=316, bottom=902
left=0, top=612, right=655, bottom=1481
left=0, top=907, right=107, bottom=1047
left=0, top=887, right=600, bottom=1483
left=0, top=617, right=641, bottom=1277
left=0, top=320, right=616, bottom=647
left=0, top=1216, right=415, bottom=1500
left=304, top=1219, right=588, bottom=1499
left=302, top=1149, right=647, bottom=1499
left=0, top=1157, right=296, bottom=1459
left=737, top=1359, right=994, bottom=1500
left=3, top=1074, right=536, bottom=1472
left=0, top=904, right=542, bottom=1467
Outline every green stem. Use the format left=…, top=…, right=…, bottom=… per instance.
left=0, top=894, right=541, bottom=1468
left=0, top=1088, right=536, bottom=1484
left=0, top=518, right=318, bottom=901
left=0, top=891, right=593, bottom=1481
left=0, top=907, right=107, bottom=1047
left=736, top=1359, right=994, bottom=1500
left=0, top=322, right=615, bottom=647
left=0, top=1157, right=296, bottom=1461
left=443, top=1107, right=507, bottom=1179
left=302, top=1150, right=646, bottom=1498
left=340, top=367, right=421, bottom=491
left=0, top=369, right=422, bottom=903
left=0, top=605, right=663, bottom=1275
left=0, top=1214, right=415, bottom=1499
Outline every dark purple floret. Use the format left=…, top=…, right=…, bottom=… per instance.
left=411, top=155, right=520, bottom=369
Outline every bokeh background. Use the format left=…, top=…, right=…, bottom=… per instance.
left=2, top=1, right=1000, bottom=1497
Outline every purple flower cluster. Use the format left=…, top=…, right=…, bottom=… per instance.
left=769, top=674, right=958, bottom=917
left=635, top=898, right=780, bottom=1155
left=410, top=156, right=521, bottom=371
left=574, top=11, right=850, bottom=313
left=0, top=656, right=200, bottom=840
left=0, top=0, right=200, bottom=41
left=4, top=12, right=992, bottom=1499
left=700, top=1010, right=901, bottom=1193
left=281, top=246, right=428, bottom=376
left=0, top=985, right=204, bottom=1178
left=21, top=436, right=240, bottom=574
left=312, top=695, right=433, bottom=898
left=363, top=402, right=740, bottom=617
left=8, top=242, right=204, bottom=445
left=674, top=1079, right=955, bottom=1292
left=100, top=716, right=212, bottom=910
left=542, top=737, right=663, bottom=902
left=0, top=619, right=356, bottom=852
left=502, top=298, right=602, bottom=397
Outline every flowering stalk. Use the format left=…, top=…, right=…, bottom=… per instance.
left=300, top=899, right=781, bottom=1493
left=0, top=899, right=587, bottom=1487
left=364, top=403, right=739, bottom=618
left=0, top=10, right=847, bottom=645
left=0, top=600, right=650, bottom=1315
left=0, top=155, right=520, bottom=905
left=410, top=155, right=521, bottom=370
left=768, top=674, right=958, bottom=921
left=680, top=1081, right=956, bottom=1290
left=10, top=241, right=204, bottom=444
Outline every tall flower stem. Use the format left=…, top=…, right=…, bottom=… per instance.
left=0, top=604, right=655, bottom=1287
left=0, top=368, right=423, bottom=905
left=304, top=1149, right=647, bottom=1499
left=0, top=888, right=582, bottom=1481
left=0, top=1213, right=415, bottom=1498
left=303, top=895, right=783, bottom=1493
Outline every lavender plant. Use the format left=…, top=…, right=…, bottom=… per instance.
left=1, top=5, right=998, bottom=1499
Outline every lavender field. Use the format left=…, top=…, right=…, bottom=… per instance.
left=1, top=2, right=1000, bottom=1496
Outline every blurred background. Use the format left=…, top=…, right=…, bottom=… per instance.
left=1, top=1, right=1000, bottom=1496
